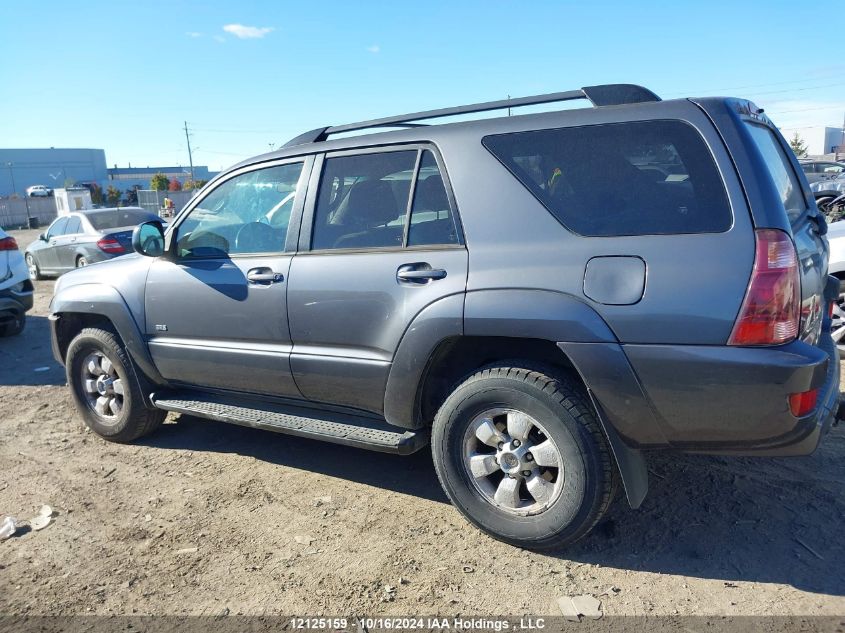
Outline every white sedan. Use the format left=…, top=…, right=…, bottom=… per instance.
left=25, top=185, right=52, bottom=197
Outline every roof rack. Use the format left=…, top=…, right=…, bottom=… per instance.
left=283, top=83, right=660, bottom=148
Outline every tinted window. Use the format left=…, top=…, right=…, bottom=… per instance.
left=176, top=162, right=303, bottom=258
left=64, top=216, right=81, bottom=234
left=483, top=120, right=732, bottom=236
left=86, top=209, right=161, bottom=231
left=408, top=151, right=459, bottom=246
left=47, top=217, right=68, bottom=238
left=745, top=123, right=806, bottom=221
left=312, top=151, right=417, bottom=250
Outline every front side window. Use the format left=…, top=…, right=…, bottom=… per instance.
left=483, top=120, right=733, bottom=236
left=312, top=149, right=459, bottom=250
left=47, top=217, right=68, bottom=238
left=175, top=162, right=303, bottom=258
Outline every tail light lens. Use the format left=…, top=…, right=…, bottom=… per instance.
left=96, top=237, right=125, bottom=254
left=0, top=236, right=18, bottom=251
left=728, top=229, right=800, bottom=346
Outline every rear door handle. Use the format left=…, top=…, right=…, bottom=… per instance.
left=247, top=268, right=284, bottom=284
left=397, top=264, right=447, bottom=283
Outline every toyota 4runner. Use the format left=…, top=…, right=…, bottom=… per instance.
left=49, top=84, right=842, bottom=549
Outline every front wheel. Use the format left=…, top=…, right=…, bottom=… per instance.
left=76, top=256, right=88, bottom=268
left=831, top=280, right=845, bottom=359
left=66, top=327, right=165, bottom=442
left=431, top=364, right=616, bottom=550
left=26, top=253, right=43, bottom=281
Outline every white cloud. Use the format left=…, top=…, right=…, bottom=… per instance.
left=222, top=23, right=274, bottom=39
left=366, top=44, right=380, bottom=54
left=186, top=31, right=202, bottom=38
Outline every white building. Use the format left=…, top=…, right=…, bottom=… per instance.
left=779, top=126, right=844, bottom=157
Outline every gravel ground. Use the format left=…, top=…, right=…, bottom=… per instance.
left=1, top=227, right=844, bottom=618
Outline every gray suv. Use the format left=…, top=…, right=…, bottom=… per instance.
left=49, top=84, right=842, bottom=550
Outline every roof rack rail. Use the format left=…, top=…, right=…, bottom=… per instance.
left=283, top=83, right=660, bottom=148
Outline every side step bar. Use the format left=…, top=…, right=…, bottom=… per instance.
left=151, top=390, right=428, bottom=455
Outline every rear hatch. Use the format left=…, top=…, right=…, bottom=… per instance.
left=742, top=117, right=829, bottom=345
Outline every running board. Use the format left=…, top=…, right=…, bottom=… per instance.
left=151, top=390, right=428, bottom=455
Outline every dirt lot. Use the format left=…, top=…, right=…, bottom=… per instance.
left=1, top=227, right=844, bottom=618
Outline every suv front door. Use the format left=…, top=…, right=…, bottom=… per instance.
left=144, top=157, right=311, bottom=397
left=287, top=147, right=468, bottom=414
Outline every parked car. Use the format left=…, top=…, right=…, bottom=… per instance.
left=25, top=185, right=52, bottom=197
left=0, top=228, right=34, bottom=336
left=800, top=159, right=845, bottom=185
left=825, top=220, right=845, bottom=356
left=24, top=207, right=163, bottom=279
left=48, top=84, right=842, bottom=550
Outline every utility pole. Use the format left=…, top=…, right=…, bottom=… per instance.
left=507, top=95, right=511, bottom=117
left=184, top=121, right=195, bottom=182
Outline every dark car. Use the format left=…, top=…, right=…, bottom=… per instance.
left=48, top=84, right=842, bottom=550
left=24, top=207, right=163, bottom=279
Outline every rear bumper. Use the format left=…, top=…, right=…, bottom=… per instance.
left=0, top=282, right=34, bottom=324
left=623, top=331, right=839, bottom=456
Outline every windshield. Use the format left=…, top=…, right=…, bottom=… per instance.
left=86, top=209, right=160, bottom=231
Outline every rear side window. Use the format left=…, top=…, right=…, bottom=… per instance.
left=312, top=149, right=460, bottom=250
left=483, top=120, right=732, bottom=236
left=745, top=123, right=807, bottom=221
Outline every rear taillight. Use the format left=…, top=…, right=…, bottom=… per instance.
left=728, top=229, right=800, bottom=346
left=0, top=236, right=18, bottom=251
left=96, top=237, right=125, bottom=254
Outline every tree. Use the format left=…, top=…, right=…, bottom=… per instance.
left=89, top=183, right=103, bottom=205
left=168, top=178, right=182, bottom=191
left=789, top=132, right=808, bottom=158
left=125, top=186, right=139, bottom=205
left=150, top=173, right=169, bottom=191
left=106, top=185, right=122, bottom=206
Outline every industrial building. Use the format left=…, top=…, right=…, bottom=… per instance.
left=0, top=148, right=218, bottom=198
left=0, top=148, right=108, bottom=198
left=780, top=126, right=845, bottom=158
left=107, top=165, right=217, bottom=191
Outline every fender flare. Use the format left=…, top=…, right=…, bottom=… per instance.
left=51, top=283, right=165, bottom=389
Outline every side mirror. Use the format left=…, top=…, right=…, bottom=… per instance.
left=132, top=221, right=165, bottom=257
left=39, top=233, right=47, bottom=241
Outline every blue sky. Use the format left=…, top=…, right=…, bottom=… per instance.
left=2, top=0, right=844, bottom=172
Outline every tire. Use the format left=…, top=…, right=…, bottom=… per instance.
left=0, top=313, right=25, bottom=337
left=65, top=327, right=165, bottom=442
left=26, top=253, right=43, bottom=281
left=76, top=256, right=88, bottom=268
left=431, top=363, right=616, bottom=550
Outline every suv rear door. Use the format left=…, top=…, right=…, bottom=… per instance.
left=287, top=146, right=467, bottom=414
left=144, top=157, right=312, bottom=397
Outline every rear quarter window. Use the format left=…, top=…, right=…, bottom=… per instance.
left=482, top=120, right=732, bottom=236
left=744, top=123, right=807, bottom=222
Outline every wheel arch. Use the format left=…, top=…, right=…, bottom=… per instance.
left=51, top=283, right=165, bottom=391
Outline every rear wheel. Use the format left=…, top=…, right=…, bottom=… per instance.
left=76, top=256, right=88, bottom=268
left=431, top=363, right=616, bottom=550
left=0, top=313, right=25, bottom=337
left=66, top=328, right=165, bottom=442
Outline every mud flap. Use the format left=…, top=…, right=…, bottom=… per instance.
left=588, top=392, right=649, bottom=509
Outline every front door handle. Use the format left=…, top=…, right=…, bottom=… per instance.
left=247, top=267, right=284, bottom=284
left=397, top=263, right=447, bottom=284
